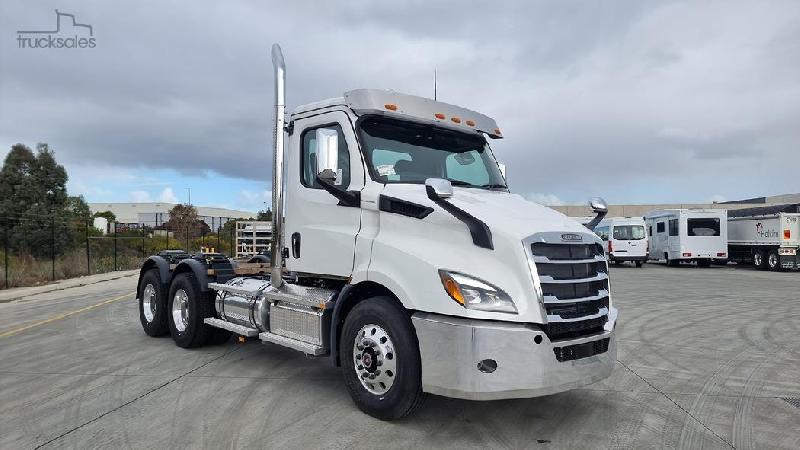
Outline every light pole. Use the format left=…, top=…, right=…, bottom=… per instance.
left=185, top=187, right=191, bottom=205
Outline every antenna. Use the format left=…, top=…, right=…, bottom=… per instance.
left=434, top=70, right=437, bottom=101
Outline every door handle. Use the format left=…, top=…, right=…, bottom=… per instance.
left=291, top=232, right=301, bottom=258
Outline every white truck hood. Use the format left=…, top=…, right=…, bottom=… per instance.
left=380, top=184, right=590, bottom=240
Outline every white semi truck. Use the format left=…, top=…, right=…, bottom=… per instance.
left=728, top=204, right=800, bottom=271
left=135, top=44, right=618, bottom=419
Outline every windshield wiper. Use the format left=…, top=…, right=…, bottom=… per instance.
left=444, top=179, right=508, bottom=190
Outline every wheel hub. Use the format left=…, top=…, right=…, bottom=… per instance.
left=353, top=324, right=397, bottom=395
left=142, top=284, right=156, bottom=322
left=172, top=289, right=189, bottom=332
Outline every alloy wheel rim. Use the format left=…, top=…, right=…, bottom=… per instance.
left=142, top=284, right=156, bottom=322
left=172, top=289, right=189, bottom=332
left=353, top=324, right=397, bottom=395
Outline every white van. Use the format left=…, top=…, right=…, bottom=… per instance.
left=594, top=217, right=648, bottom=267
left=645, top=209, right=728, bottom=267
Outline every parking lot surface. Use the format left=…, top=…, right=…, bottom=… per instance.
left=0, top=264, right=798, bottom=449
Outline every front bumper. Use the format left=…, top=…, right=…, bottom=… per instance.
left=411, top=310, right=617, bottom=400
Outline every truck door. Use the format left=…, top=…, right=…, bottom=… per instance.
left=283, top=111, right=364, bottom=277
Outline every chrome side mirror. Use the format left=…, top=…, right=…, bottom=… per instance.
left=498, top=163, right=507, bottom=180
left=425, top=178, right=453, bottom=199
left=589, top=197, right=608, bottom=214
left=585, top=197, right=608, bottom=231
left=315, top=128, right=340, bottom=184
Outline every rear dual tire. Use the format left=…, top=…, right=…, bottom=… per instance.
left=138, top=269, right=169, bottom=337
left=167, top=272, right=231, bottom=348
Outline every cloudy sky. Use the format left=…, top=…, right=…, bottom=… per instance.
left=1, top=0, right=798, bottom=211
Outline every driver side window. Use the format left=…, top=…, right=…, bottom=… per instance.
left=301, top=124, right=351, bottom=189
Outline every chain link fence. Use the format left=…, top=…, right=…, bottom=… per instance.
left=1, top=215, right=240, bottom=289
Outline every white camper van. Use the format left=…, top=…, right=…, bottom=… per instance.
left=594, top=217, right=648, bottom=267
left=645, top=209, right=728, bottom=267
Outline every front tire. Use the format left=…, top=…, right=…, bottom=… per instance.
left=138, top=269, right=169, bottom=337
left=340, top=298, right=425, bottom=420
left=167, top=272, right=216, bottom=348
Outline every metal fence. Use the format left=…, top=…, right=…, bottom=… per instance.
left=1, top=215, right=241, bottom=289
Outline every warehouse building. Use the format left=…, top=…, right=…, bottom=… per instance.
left=88, top=202, right=257, bottom=231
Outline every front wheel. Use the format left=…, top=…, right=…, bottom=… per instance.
left=340, top=298, right=425, bottom=420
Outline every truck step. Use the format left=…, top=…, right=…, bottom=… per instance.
left=203, top=318, right=259, bottom=337
left=259, top=331, right=325, bottom=356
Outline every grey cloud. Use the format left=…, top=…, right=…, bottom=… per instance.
left=1, top=0, right=798, bottom=204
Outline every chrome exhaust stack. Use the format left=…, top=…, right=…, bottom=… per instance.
left=270, top=43, right=286, bottom=288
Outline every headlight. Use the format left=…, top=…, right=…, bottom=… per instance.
left=438, top=270, right=517, bottom=314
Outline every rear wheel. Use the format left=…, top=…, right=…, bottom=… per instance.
left=138, top=269, right=169, bottom=337
left=167, top=272, right=216, bottom=348
left=635, top=261, right=643, bottom=268
left=697, top=259, right=712, bottom=268
left=767, top=250, right=782, bottom=271
left=753, top=250, right=768, bottom=271
left=666, top=254, right=679, bottom=267
left=340, top=298, right=425, bottom=420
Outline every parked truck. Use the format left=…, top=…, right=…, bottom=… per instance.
left=645, top=209, right=728, bottom=267
left=135, top=44, right=618, bottom=419
left=728, top=204, right=800, bottom=271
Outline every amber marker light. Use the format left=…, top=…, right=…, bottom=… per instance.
left=434, top=113, right=446, bottom=120
left=384, top=103, right=398, bottom=111
left=439, top=271, right=465, bottom=305
left=451, top=117, right=462, bottom=124
left=465, top=120, right=476, bottom=127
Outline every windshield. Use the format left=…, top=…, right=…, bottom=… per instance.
left=613, top=225, right=646, bottom=240
left=359, top=117, right=506, bottom=189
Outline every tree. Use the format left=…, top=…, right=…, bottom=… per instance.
left=0, top=143, right=73, bottom=256
left=163, top=203, right=209, bottom=250
left=93, top=210, right=116, bottom=222
left=256, top=209, right=272, bottom=221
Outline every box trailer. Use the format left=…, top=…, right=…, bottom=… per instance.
left=134, top=44, right=619, bottom=419
left=594, top=217, right=648, bottom=267
left=728, top=204, right=800, bottom=271
left=645, top=209, right=728, bottom=267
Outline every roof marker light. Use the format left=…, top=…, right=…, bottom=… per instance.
left=451, top=117, right=461, bottom=124
left=465, top=120, right=476, bottom=127
left=384, top=103, right=398, bottom=111
left=493, top=128, right=502, bottom=135
left=434, top=113, right=445, bottom=120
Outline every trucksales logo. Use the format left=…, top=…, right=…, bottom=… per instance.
left=16, top=10, right=96, bottom=49
left=561, top=233, right=583, bottom=241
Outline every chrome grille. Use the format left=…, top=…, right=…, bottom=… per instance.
left=529, top=234, right=611, bottom=347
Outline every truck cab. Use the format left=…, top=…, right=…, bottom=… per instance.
left=135, top=44, right=618, bottom=419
